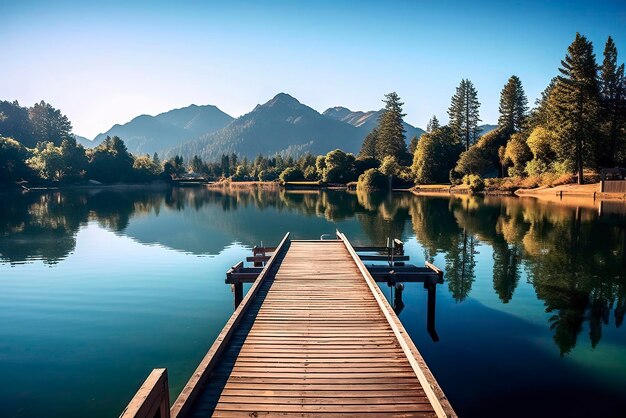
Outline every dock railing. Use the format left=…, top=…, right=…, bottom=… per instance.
left=119, top=368, right=170, bottom=418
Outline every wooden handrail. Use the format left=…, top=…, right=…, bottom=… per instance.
left=120, top=368, right=170, bottom=418
left=170, top=232, right=291, bottom=418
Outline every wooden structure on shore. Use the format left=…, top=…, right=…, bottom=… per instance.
left=121, top=232, right=455, bottom=418
left=171, top=173, right=210, bottom=186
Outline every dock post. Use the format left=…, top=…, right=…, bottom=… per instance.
left=393, top=239, right=404, bottom=255
left=232, top=283, right=243, bottom=308
left=425, top=282, right=439, bottom=342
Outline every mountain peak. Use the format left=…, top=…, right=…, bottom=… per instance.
left=266, top=93, right=302, bottom=107
left=92, top=103, right=233, bottom=154
left=323, top=106, right=425, bottom=140
left=323, top=106, right=352, bottom=119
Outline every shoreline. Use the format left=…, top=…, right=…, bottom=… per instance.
left=514, top=182, right=626, bottom=201
left=5, top=180, right=626, bottom=203
left=412, top=182, right=626, bottom=202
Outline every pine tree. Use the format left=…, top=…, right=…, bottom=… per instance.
left=28, top=101, right=73, bottom=146
left=358, top=128, right=378, bottom=159
left=152, top=152, right=161, bottom=167
left=190, top=155, right=203, bottom=173
left=375, top=92, right=407, bottom=160
left=448, top=79, right=481, bottom=151
left=528, top=77, right=557, bottom=129
left=550, top=33, right=601, bottom=184
left=408, top=135, right=419, bottom=154
left=498, top=75, right=528, bottom=133
left=426, top=115, right=440, bottom=132
left=599, top=36, right=626, bottom=166
left=448, top=82, right=465, bottom=143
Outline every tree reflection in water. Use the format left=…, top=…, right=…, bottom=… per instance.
left=1, top=186, right=624, bottom=354
left=409, top=194, right=626, bottom=355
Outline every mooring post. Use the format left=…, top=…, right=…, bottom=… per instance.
left=393, top=239, right=404, bottom=255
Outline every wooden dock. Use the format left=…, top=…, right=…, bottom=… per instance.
left=121, top=232, right=455, bottom=418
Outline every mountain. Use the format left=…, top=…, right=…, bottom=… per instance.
left=93, top=104, right=233, bottom=155
left=478, top=124, right=498, bottom=136
left=73, top=134, right=95, bottom=148
left=167, top=93, right=364, bottom=160
left=323, top=106, right=425, bottom=141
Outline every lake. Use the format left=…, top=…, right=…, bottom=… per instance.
left=1, top=186, right=625, bottom=418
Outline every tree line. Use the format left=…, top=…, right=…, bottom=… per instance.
left=1, top=32, right=624, bottom=190
left=412, top=33, right=626, bottom=187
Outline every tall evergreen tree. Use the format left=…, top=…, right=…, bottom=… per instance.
left=190, top=155, right=204, bottom=173
left=358, top=128, right=378, bottom=159
left=220, top=154, right=230, bottom=177
left=528, top=77, right=557, bottom=129
left=426, top=115, right=440, bottom=132
left=448, top=79, right=481, bottom=151
left=498, top=75, right=528, bottom=133
left=28, top=101, right=73, bottom=146
left=0, top=101, right=35, bottom=146
left=375, top=92, right=407, bottom=160
left=599, top=36, right=626, bottom=166
left=549, top=33, right=601, bottom=184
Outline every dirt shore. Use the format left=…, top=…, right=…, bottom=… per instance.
left=515, top=182, right=626, bottom=200
left=412, top=182, right=626, bottom=202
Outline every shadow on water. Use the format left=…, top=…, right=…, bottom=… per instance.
left=414, top=297, right=626, bottom=418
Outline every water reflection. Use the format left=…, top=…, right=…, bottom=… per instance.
left=1, top=187, right=625, bottom=355
left=409, top=194, right=626, bottom=355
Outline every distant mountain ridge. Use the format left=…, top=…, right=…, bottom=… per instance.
left=87, top=94, right=497, bottom=161
left=478, top=124, right=497, bottom=136
left=323, top=106, right=425, bottom=140
left=166, top=93, right=365, bottom=160
left=73, top=134, right=93, bottom=148
left=91, top=104, right=233, bottom=155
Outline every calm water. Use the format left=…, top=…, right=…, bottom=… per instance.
left=1, top=187, right=625, bottom=418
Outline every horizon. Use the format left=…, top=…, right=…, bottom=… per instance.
left=1, top=0, right=625, bottom=138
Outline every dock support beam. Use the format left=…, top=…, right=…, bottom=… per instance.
left=426, top=282, right=439, bottom=342
left=232, top=283, right=243, bottom=308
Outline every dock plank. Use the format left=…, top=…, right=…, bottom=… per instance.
left=172, top=237, right=454, bottom=418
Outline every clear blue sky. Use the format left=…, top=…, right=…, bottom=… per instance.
left=1, top=0, right=625, bottom=138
